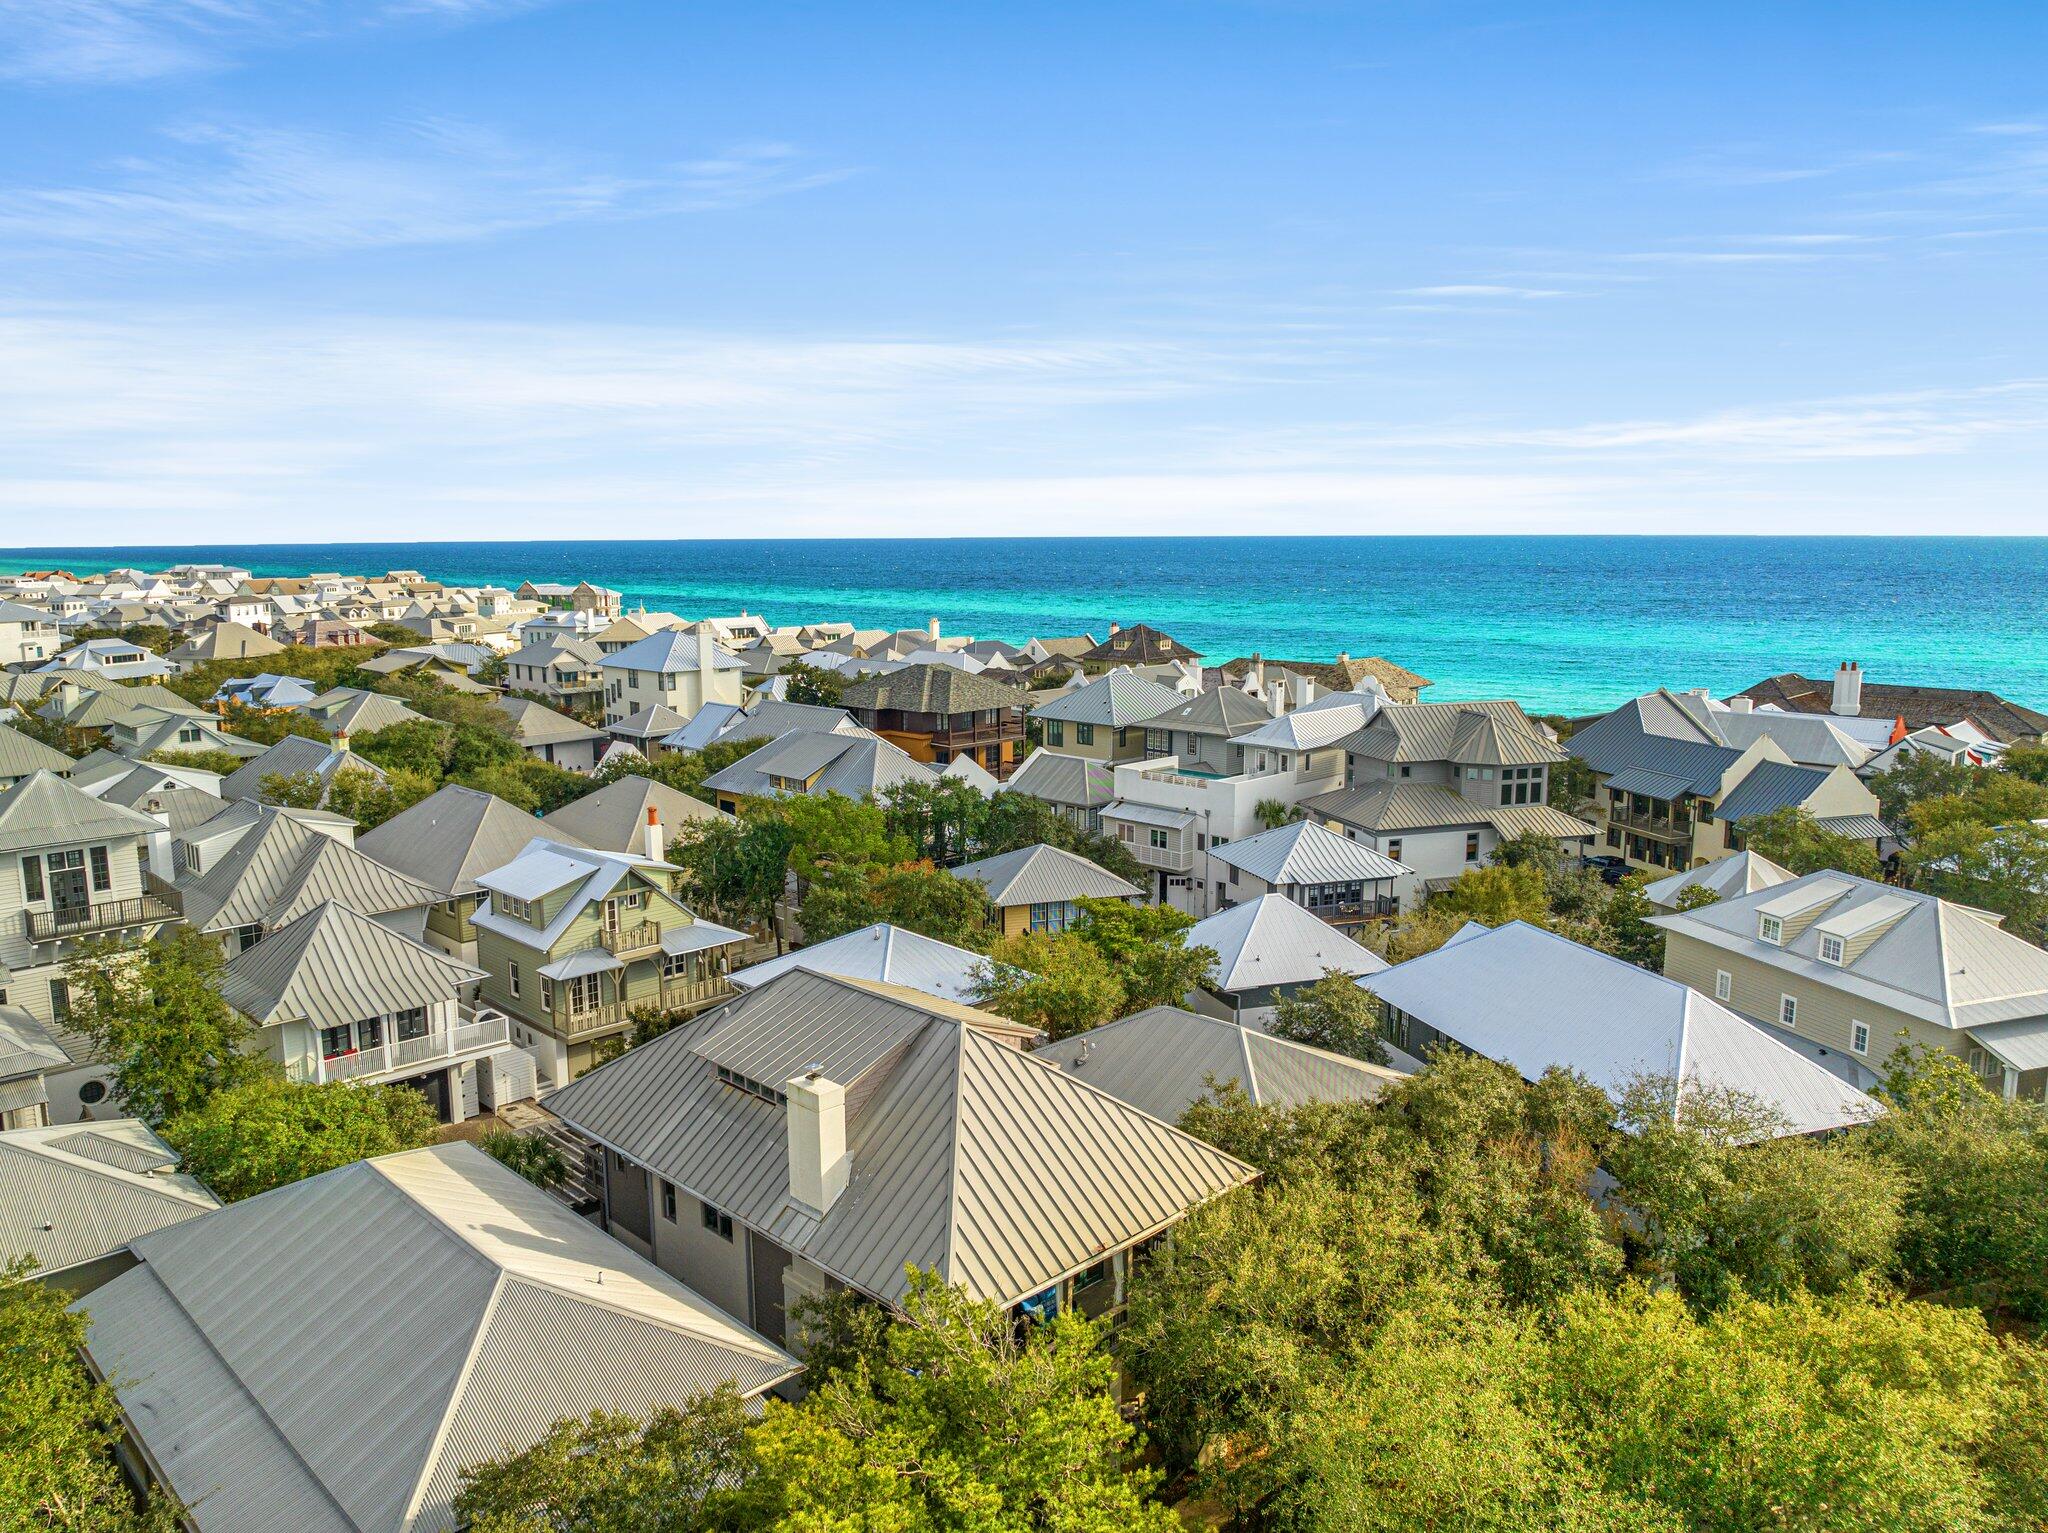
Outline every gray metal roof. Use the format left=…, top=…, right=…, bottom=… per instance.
left=1100, top=799, right=1195, bottom=829
left=1209, top=819, right=1407, bottom=885
left=1714, top=759, right=1830, bottom=822
left=0, top=1003, right=70, bottom=1081
left=1005, top=749, right=1116, bottom=809
left=1028, top=670, right=1184, bottom=727
left=218, top=900, right=485, bottom=1026
left=1815, top=813, right=1893, bottom=841
left=0, top=723, right=73, bottom=782
left=357, top=784, right=565, bottom=898
left=1970, top=1017, right=2048, bottom=1072
left=0, top=1120, right=216, bottom=1277
left=731, top=922, right=993, bottom=1005
left=1362, top=919, right=1879, bottom=1137
left=494, top=696, right=609, bottom=746
left=1567, top=697, right=1743, bottom=796
left=700, top=729, right=938, bottom=802
left=1642, top=850, right=1794, bottom=910
left=540, top=775, right=729, bottom=853
left=1300, top=780, right=1493, bottom=833
left=1186, top=894, right=1390, bottom=992
left=0, top=769, right=160, bottom=852
left=1604, top=766, right=1698, bottom=799
left=221, top=735, right=384, bottom=804
left=1132, top=685, right=1272, bottom=738
left=471, top=839, right=681, bottom=952
left=603, top=629, right=746, bottom=673
left=1650, top=870, right=2048, bottom=1032
left=78, top=1144, right=795, bottom=1533
left=302, top=687, right=430, bottom=737
left=949, top=843, right=1140, bottom=906
left=1341, top=700, right=1560, bottom=766
left=1036, top=1005, right=1405, bottom=1121
left=550, top=969, right=1254, bottom=1307
left=176, top=807, right=439, bottom=934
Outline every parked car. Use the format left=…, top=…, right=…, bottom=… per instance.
left=1581, top=854, right=1632, bottom=885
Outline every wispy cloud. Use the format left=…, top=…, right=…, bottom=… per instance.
left=0, top=119, right=848, bottom=257
left=0, top=0, right=554, bottom=83
left=1396, top=284, right=1570, bottom=299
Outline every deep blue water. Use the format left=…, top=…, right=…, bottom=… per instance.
left=3, top=536, right=2043, bottom=717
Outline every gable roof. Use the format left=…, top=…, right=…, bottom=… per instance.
left=1342, top=700, right=1561, bottom=766
left=840, top=663, right=1027, bottom=715
left=219, top=900, right=485, bottom=1026
left=949, top=843, right=1140, bottom=906
left=1567, top=697, right=1744, bottom=796
left=1133, top=684, right=1272, bottom=737
left=221, top=735, right=384, bottom=804
left=0, top=722, right=75, bottom=782
left=1361, top=920, right=1878, bottom=1136
left=471, top=839, right=680, bottom=951
left=700, top=729, right=937, bottom=801
left=1028, top=670, right=1184, bottom=727
left=1649, top=871, right=2048, bottom=1032
left=601, top=629, right=745, bottom=674
left=731, top=922, right=994, bottom=1005
left=1209, top=818, right=1409, bottom=885
left=0, top=1119, right=216, bottom=1277
left=301, top=686, right=430, bottom=737
left=549, top=969, right=1253, bottom=1307
left=540, top=774, right=729, bottom=852
left=78, top=1144, right=795, bottom=1533
left=494, top=696, right=609, bottom=747
left=1187, top=893, right=1391, bottom=992
left=0, top=769, right=160, bottom=852
left=353, top=785, right=559, bottom=897
left=1642, top=849, right=1795, bottom=910
left=1036, top=1005, right=1405, bottom=1121
left=176, top=807, right=437, bottom=934
left=1711, top=758, right=1832, bottom=822
left=1005, top=749, right=1116, bottom=809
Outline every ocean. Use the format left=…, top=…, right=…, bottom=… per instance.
left=3, top=535, right=2043, bottom=718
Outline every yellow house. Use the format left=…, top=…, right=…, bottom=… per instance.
left=948, top=843, right=1141, bottom=938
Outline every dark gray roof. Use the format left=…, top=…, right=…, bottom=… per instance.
left=700, top=729, right=937, bottom=801
left=1567, top=701, right=1742, bottom=797
left=356, top=784, right=561, bottom=897
left=539, top=775, right=729, bottom=853
left=840, top=663, right=1028, bottom=716
left=1714, top=759, right=1831, bottom=822
left=219, top=900, right=485, bottom=1025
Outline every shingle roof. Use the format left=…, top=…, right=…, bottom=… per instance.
left=730, top=922, right=994, bottom=1006
left=1737, top=673, right=2048, bottom=745
left=1004, top=749, right=1117, bottom=809
left=0, top=1120, right=215, bottom=1278
left=840, top=663, right=1028, bottom=715
left=219, top=900, right=485, bottom=1026
left=1028, top=670, right=1184, bottom=727
left=0, top=769, right=160, bottom=852
left=1361, top=920, right=1879, bottom=1137
left=1187, top=893, right=1391, bottom=992
left=1078, top=624, right=1200, bottom=665
left=949, top=843, right=1141, bottom=906
left=78, top=1145, right=795, bottom=1533
left=549, top=969, right=1253, bottom=1308
left=1035, top=1005, right=1405, bottom=1121
left=355, top=784, right=562, bottom=897
left=1209, top=818, right=1408, bottom=885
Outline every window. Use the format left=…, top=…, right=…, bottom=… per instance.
left=395, top=1007, right=429, bottom=1042
left=661, top=952, right=692, bottom=980
left=661, top=1181, right=677, bottom=1221
left=508, top=960, right=520, bottom=999
left=1850, top=1021, right=1870, bottom=1056
left=701, top=1201, right=734, bottom=1241
left=78, top=1079, right=107, bottom=1106
left=1714, top=969, right=1732, bottom=1002
left=321, top=1023, right=355, bottom=1058
left=1465, top=832, right=1481, bottom=863
left=1228, top=864, right=1239, bottom=886
left=714, top=1065, right=787, bottom=1105
left=1148, top=827, right=1168, bottom=849
left=1758, top=914, right=1783, bottom=945
left=357, top=1016, right=384, bottom=1051
left=1075, top=722, right=1095, bottom=746
left=1045, top=720, right=1064, bottom=746
left=88, top=845, right=110, bottom=892
left=1779, top=994, right=1798, bottom=1029
left=20, top=855, right=42, bottom=902
left=48, top=979, right=69, bottom=1021
left=569, top=974, right=602, bottom=1013
left=1819, top=934, right=1845, bottom=965
left=498, top=893, right=533, bottom=921
left=1606, top=826, right=1620, bottom=849
left=1385, top=838, right=1402, bottom=862
left=1029, top=901, right=1074, bottom=933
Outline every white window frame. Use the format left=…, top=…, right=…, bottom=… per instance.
left=1850, top=1020, right=1870, bottom=1056
left=1779, top=993, right=1797, bottom=1029
left=1759, top=914, right=1783, bottom=945
left=1819, top=934, right=1844, bottom=966
left=1714, top=969, right=1731, bottom=1002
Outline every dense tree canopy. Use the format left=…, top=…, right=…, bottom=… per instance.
left=162, top=1077, right=440, bottom=1202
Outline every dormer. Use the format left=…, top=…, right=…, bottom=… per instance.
left=1753, top=878, right=1854, bottom=946
left=1811, top=895, right=1913, bottom=967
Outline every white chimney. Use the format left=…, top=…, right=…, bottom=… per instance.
left=333, top=731, right=350, bottom=754
left=643, top=805, right=663, bottom=861
left=1108, top=621, right=1120, bottom=635
left=785, top=1071, right=849, bottom=1214
left=927, top=616, right=941, bottom=641
left=1832, top=661, right=1862, bottom=717
left=1727, top=696, right=1753, bottom=714
left=696, top=624, right=716, bottom=699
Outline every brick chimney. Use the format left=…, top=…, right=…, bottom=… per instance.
left=785, top=1071, right=849, bottom=1215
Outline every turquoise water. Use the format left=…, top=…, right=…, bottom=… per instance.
left=3, top=536, right=2043, bottom=717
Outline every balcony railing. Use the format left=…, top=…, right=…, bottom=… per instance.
left=310, top=1007, right=512, bottom=1084
left=1607, top=807, right=1693, bottom=841
left=599, top=919, right=662, bottom=958
left=659, top=975, right=732, bottom=1011
left=27, top=892, right=181, bottom=944
left=1121, top=839, right=1193, bottom=872
left=559, top=1000, right=633, bottom=1037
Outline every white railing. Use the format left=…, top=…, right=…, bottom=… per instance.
left=311, top=1009, right=511, bottom=1084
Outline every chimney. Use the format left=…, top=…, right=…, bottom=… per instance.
left=1727, top=696, right=1753, bottom=713
left=785, top=1071, right=849, bottom=1214
left=1337, top=651, right=1350, bottom=665
left=333, top=731, right=350, bottom=754
left=58, top=680, right=80, bottom=715
left=1108, top=621, right=1120, bottom=635
left=696, top=624, right=716, bottom=695
left=643, top=805, right=663, bottom=861
left=927, top=616, right=941, bottom=641
left=1831, top=661, right=1862, bottom=717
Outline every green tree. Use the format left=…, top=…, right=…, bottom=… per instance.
left=796, top=861, right=993, bottom=947
left=1737, top=805, right=1883, bottom=878
left=258, top=768, right=327, bottom=809
left=778, top=658, right=844, bottom=708
left=480, top=1128, right=569, bottom=1190
left=778, top=794, right=910, bottom=895
left=66, top=930, right=271, bottom=1125
left=670, top=813, right=793, bottom=941
left=878, top=776, right=990, bottom=865
left=1253, top=797, right=1295, bottom=830
left=974, top=789, right=1142, bottom=883
left=1867, top=748, right=1983, bottom=824
left=969, top=931, right=1126, bottom=1038
left=216, top=702, right=327, bottom=746
left=1068, top=897, right=1215, bottom=1010
left=162, top=1077, right=440, bottom=1202
left=1268, top=969, right=1392, bottom=1063
left=594, top=733, right=768, bottom=802
left=144, top=746, right=249, bottom=776
left=0, top=1256, right=178, bottom=1533
left=325, top=763, right=436, bottom=831
left=1433, top=861, right=1551, bottom=927
left=1596, top=872, right=1667, bottom=970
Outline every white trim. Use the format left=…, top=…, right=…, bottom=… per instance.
left=1850, top=1020, right=1870, bottom=1056
left=1713, top=969, right=1731, bottom=1002
left=1779, top=993, right=1798, bottom=1029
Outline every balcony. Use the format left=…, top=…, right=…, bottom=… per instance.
left=1607, top=807, right=1693, bottom=842
left=598, top=919, right=663, bottom=958
left=659, top=975, right=732, bottom=1012
left=311, top=1008, right=512, bottom=1084
left=1121, top=837, right=1193, bottom=873
left=27, top=892, right=181, bottom=944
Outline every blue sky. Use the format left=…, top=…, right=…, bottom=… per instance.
left=2, top=0, right=2044, bottom=541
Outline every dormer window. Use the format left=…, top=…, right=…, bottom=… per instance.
left=497, top=893, right=534, bottom=922
left=1759, top=914, right=1783, bottom=945
left=1819, top=934, right=1845, bottom=965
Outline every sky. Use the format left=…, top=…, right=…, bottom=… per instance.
left=1, top=0, right=2044, bottom=542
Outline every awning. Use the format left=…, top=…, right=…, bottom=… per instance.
left=1816, top=814, right=1894, bottom=842
left=1487, top=804, right=1598, bottom=842
left=1602, top=767, right=1696, bottom=800
left=538, top=949, right=623, bottom=981
left=1101, top=799, right=1196, bottom=829
left=660, top=919, right=752, bottom=957
left=1969, top=1017, right=2048, bottom=1073
left=0, top=1075, right=49, bottom=1114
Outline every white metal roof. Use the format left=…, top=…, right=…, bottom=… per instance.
left=1209, top=818, right=1408, bottom=886
left=731, top=921, right=991, bottom=1005
left=1186, top=893, right=1391, bottom=992
left=950, top=843, right=1140, bottom=906
left=1362, top=920, right=1879, bottom=1137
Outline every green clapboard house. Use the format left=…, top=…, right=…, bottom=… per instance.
left=470, top=837, right=751, bottom=1083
